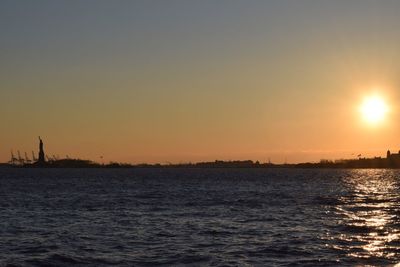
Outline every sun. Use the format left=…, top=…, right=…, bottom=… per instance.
left=360, top=95, right=389, bottom=124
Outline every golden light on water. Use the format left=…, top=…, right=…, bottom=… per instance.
left=360, top=95, right=389, bottom=125
left=331, top=170, right=400, bottom=261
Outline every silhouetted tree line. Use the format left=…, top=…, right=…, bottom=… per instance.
left=296, top=157, right=400, bottom=168
left=3, top=156, right=400, bottom=169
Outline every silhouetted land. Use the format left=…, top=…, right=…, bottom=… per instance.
left=2, top=156, right=400, bottom=168
left=5, top=137, right=400, bottom=168
left=16, top=159, right=273, bottom=168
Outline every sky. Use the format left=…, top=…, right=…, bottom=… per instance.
left=1, top=0, right=400, bottom=164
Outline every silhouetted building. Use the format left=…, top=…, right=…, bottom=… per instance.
left=386, top=150, right=400, bottom=160
left=37, top=136, right=45, bottom=164
left=383, top=149, right=400, bottom=167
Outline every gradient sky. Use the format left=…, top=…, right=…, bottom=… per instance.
left=2, top=0, right=400, bottom=164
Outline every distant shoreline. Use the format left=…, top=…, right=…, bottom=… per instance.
left=3, top=157, right=400, bottom=169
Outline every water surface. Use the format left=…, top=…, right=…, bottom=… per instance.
left=1, top=168, right=400, bottom=266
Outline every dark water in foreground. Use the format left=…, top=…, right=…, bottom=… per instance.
left=1, top=168, right=400, bottom=266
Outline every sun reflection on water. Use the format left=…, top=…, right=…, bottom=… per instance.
left=328, top=169, right=400, bottom=262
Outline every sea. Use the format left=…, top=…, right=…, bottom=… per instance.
left=1, top=168, right=400, bottom=266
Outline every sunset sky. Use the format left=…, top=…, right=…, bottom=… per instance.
left=2, top=0, right=400, bottom=164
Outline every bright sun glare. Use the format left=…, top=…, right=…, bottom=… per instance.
left=360, top=95, right=389, bottom=124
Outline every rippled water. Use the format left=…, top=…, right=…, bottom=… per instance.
left=1, top=168, right=400, bottom=266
